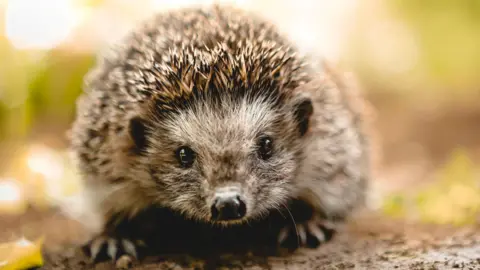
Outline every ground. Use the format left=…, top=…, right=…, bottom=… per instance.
left=2, top=95, right=480, bottom=269
left=1, top=208, right=479, bottom=270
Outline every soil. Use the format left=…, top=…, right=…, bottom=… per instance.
left=1, top=208, right=479, bottom=270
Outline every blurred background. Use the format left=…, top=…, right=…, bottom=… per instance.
left=0, top=0, right=479, bottom=227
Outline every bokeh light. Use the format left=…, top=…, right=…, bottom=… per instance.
left=0, top=178, right=22, bottom=203
left=5, top=0, right=87, bottom=50
left=26, top=144, right=64, bottom=182
left=0, top=178, right=25, bottom=214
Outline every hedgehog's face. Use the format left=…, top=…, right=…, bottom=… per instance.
left=128, top=93, right=313, bottom=225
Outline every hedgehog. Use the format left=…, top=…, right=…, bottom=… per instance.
left=69, top=4, right=370, bottom=264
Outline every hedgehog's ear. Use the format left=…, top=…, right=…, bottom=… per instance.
left=291, top=95, right=314, bottom=137
left=129, top=116, right=149, bottom=154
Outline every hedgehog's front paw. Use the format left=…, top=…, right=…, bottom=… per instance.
left=277, top=216, right=336, bottom=249
left=82, top=234, right=145, bottom=267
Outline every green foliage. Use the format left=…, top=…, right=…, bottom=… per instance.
left=381, top=193, right=408, bottom=219
left=416, top=149, right=480, bottom=225
left=0, top=41, right=94, bottom=141
left=390, top=0, right=480, bottom=92
left=381, top=148, right=480, bottom=225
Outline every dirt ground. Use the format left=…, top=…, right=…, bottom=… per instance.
left=1, top=208, right=479, bottom=270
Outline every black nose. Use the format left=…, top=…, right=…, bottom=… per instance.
left=211, top=194, right=246, bottom=221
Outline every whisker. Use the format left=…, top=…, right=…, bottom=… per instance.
left=273, top=205, right=286, bottom=219
left=245, top=218, right=252, bottom=227
left=282, top=203, right=299, bottom=247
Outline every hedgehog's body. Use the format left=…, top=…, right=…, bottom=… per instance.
left=70, top=5, right=369, bottom=263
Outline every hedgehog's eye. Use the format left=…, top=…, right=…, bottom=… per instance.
left=175, top=146, right=196, bottom=168
left=257, top=136, right=274, bottom=160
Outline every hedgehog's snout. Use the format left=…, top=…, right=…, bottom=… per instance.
left=210, top=187, right=247, bottom=221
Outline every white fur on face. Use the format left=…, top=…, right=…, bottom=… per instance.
left=163, top=96, right=278, bottom=148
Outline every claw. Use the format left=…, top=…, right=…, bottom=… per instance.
left=89, top=236, right=106, bottom=261
left=307, top=221, right=325, bottom=243
left=122, top=239, right=138, bottom=259
left=277, top=216, right=337, bottom=249
left=277, top=226, right=289, bottom=244
left=107, top=239, right=118, bottom=261
left=84, top=235, right=142, bottom=264
left=297, top=224, right=307, bottom=246
left=318, top=223, right=336, bottom=242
